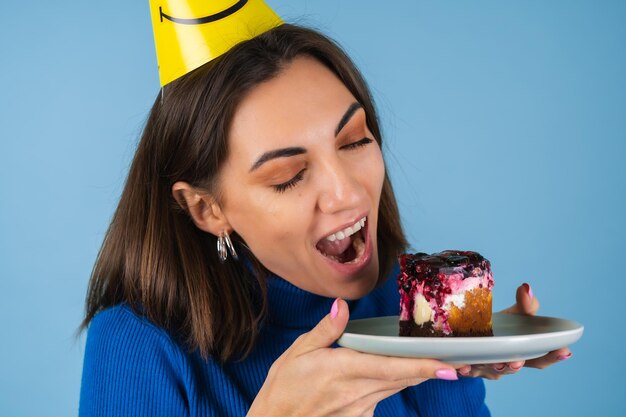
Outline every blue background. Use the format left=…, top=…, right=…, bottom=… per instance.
left=1, top=1, right=624, bottom=415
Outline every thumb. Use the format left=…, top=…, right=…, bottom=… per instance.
left=500, top=283, right=540, bottom=315
left=297, top=298, right=350, bottom=353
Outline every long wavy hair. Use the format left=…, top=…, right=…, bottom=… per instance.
left=81, top=24, right=407, bottom=362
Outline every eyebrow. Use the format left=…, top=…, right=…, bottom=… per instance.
left=249, top=102, right=364, bottom=172
left=335, top=102, right=363, bottom=136
left=249, top=147, right=306, bottom=172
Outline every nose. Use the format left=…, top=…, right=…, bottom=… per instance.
left=316, top=158, right=367, bottom=215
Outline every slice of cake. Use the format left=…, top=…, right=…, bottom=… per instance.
left=398, top=250, right=494, bottom=337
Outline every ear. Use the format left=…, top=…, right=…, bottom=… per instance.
left=171, top=181, right=231, bottom=236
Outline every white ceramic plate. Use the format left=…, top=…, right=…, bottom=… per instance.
left=337, top=313, right=583, bottom=364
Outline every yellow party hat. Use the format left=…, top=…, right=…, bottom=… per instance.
left=149, top=0, right=283, bottom=86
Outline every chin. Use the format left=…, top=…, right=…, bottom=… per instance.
left=334, top=261, right=380, bottom=300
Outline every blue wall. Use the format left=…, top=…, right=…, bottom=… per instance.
left=1, top=1, right=623, bottom=415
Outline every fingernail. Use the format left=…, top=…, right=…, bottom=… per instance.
left=523, top=283, right=534, bottom=299
left=493, top=364, right=506, bottom=372
left=330, top=298, right=339, bottom=319
left=435, top=369, right=458, bottom=381
left=458, top=366, right=471, bottom=376
left=558, top=353, right=572, bottom=361
left=509, top=363, right=523, bottom=371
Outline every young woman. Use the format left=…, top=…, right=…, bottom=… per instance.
left=79, top=24, right=571, bottom=417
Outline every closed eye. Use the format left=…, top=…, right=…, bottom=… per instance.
left=341, top=137, right=374, bottom=150
left=272, top=169, right=306, bottom=193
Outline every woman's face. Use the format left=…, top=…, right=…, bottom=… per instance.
left=218, top=56, right=385, bottom=299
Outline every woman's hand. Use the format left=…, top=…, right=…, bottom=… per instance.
left=458, top=283, right=573, bottom=380
left=248, top=299, right=464, bottom=417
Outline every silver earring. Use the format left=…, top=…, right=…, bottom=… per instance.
left=217, top=231, right=238, bottom=262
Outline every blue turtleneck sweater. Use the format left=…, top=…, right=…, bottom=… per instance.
left=79, top=270, right=490, bottom=416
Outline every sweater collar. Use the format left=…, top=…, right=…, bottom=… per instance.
left=260, top=261, right=401, bottom=329
left=265, top=275, right=337, bottom=329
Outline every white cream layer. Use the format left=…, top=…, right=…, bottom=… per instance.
left=411, top=270, right=492, bottom=326
left=412, top=294, right=434, bottom=325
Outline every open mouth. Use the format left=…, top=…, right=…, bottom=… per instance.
left=315, top=217, right=367, bottom=264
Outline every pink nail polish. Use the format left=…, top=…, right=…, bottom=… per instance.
left=330, top=298, right=339, bottom=319
left=523, top=283, right=534, bottom=299
left=493, top=364, right=506, bottom=372
left=435, top=369, right=458, bottom=381
left=558, top=353, right=572, bottom=361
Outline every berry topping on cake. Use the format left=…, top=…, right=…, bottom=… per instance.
left=398, top=250, right=494, bottom=337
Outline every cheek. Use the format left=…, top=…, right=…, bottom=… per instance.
left=364, top=147, right=386, bottom=198
left=228, top=190, right=309, bottom=250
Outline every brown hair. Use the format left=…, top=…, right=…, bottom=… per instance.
left=81, top=24, right=407, bottom=362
